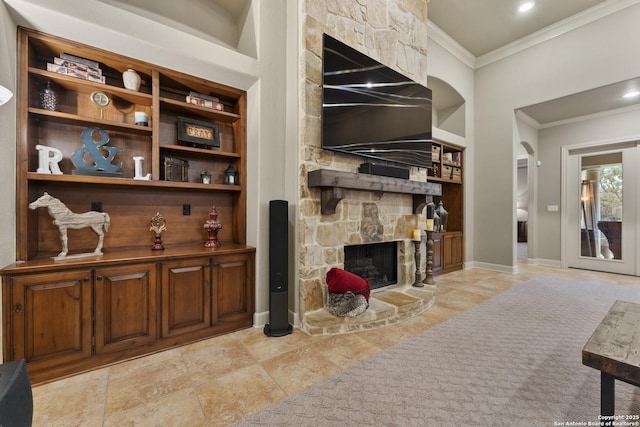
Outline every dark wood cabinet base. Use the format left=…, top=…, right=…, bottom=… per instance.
left=2, top=244, right=255, bottom=384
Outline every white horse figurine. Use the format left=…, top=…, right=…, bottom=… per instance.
left=29, top=192, right=110, bottom=260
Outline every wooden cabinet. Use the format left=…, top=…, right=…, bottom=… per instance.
left=443, top=232, right=463, bottom=271
left=2, top=28, right=255, bottom=384
left=161, top=258, right=211, bottom=338
left=6, top=270, right=93, bottom=373
left=431, top=231, right=463, bottom=274
left=428, top=141, right=464, bottom=274
left=2, top=246, right=255, bottom=384
left=94, top=264, right=157, bottom=354
left=213, top=253, right=255, bottom=324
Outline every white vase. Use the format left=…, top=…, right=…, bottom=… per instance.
left=122, top=69, right=141, bottom=91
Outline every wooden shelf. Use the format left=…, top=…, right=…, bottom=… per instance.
left=307, top=168, right=441, bottom=214
left=160, top=97, right=241, bottom=123
left=160, top=144, right=240, bottom=159
left=26, top=172, right=241, bottom=191
left=30, top=68, right=153, bottom=104
left=3, top=242, right=254, bottom=274
left=28, top=108, right=153, bottom=135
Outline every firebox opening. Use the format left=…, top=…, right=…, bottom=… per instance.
left=344, top=241, right=398, bottom=290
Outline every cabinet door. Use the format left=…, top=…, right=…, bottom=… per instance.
left=94, top=264, right=157, bottom=354
left=443, top=233, right=463, bottom=270
left=212, top=253, right=254, bottom=324
left=161, top=258, right=211, bottom=338
left=10, top=270, right=92, bottom=370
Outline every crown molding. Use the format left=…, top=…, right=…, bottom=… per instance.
left=429, top=0, right=640, bottom=69
left=475, top=0, right=640, bottom=68
left=427, top=20, right=475, bottom=69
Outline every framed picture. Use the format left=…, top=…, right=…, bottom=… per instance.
left=177, top=116, right=220, bottom=148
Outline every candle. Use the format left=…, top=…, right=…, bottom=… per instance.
left=426, top=219, right=434, bottom=231
left=412, top=229, right=421, bottom=241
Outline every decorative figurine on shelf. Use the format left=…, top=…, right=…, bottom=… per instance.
left=89, top=91, right=110, bottom=119
left=36, top=144, right=63, bottom=175
left=435, top=201, right=448, bottom=232
left=224, top=164, right=238, bottom=185
left=29, top=192, right=110, bottom=261
left=133, top=156, right=151, bottom=180
left=204, top=205, right=222, bottom=248
left=149, top=212, right=167, bottom=250
left=71, top=127, right=123, bottom=176
left=122, top=69, right=141, bottom=91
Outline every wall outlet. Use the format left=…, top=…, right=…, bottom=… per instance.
left=91, top=202, right=102, bottom=212
left=182, top=204, right=191, bottom=215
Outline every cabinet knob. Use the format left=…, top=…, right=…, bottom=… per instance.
left=96, top=275, right=103, bottom=280
left=14, top=304, right=23, bottom=313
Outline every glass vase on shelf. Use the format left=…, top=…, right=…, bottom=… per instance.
left=39, top=80, right=58, bottom=111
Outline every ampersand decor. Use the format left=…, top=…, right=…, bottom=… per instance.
left=71, top=127, right=123, bottom=176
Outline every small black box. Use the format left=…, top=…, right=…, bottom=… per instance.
left=358, top=162, right=409, bottom=179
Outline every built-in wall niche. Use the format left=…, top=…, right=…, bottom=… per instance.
left=429, top=76, right=465, bottom=138
left=344, top=241, right=398, bottom=290
left=100, top=0, right=256, bottom=57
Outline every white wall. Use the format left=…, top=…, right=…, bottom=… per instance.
left=537, top=107, right=640, bottom=262
left=0, top=0, right=291, bottom=328
left=474, top=4, right=640, bottom=270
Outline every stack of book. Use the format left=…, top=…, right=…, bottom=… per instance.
left=47, top=53, right=105, bottom=83
left=185, top=91, right=224, bottom=111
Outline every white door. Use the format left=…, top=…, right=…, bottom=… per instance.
left=565, top=143, right=638, bottom=275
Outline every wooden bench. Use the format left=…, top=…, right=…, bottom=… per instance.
left=582, top=300, right=640, bottom=416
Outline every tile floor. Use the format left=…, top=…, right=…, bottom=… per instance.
left=30, top=247, right=640, bottom=426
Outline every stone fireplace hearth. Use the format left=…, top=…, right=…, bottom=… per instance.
left=297, top=0, right=433, bottom=334
left=298, top=190, right=437, bottom=335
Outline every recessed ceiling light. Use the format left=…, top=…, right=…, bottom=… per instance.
left=623, top=90, right=640, bottom=99
left=519, top=2, right=535, bottom=13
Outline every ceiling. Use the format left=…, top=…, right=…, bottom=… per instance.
left=427, top=0, right=609, bottom=58
left=428, top=0, right=640, bottom=126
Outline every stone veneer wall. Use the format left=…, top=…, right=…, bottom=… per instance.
left=298, top=0, right=429, bottom=330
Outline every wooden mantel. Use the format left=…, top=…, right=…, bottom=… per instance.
left=307, top=169, right=442, bottom=214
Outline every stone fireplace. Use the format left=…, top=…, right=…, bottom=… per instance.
left=344, top=241, right=398, bottom=290
left=298, top=0, right=431, bottom=334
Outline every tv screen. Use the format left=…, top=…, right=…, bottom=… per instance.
left=321, top=33, right=432, bottom=169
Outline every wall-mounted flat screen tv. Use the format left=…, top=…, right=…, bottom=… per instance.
left=321, top=33, right=432, bottom=169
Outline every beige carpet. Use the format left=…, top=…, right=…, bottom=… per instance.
left=234, top=277, right=640, bottom=426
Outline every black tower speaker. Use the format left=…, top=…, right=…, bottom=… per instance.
left=0, top=359, right=33, bottom=427
left=264, top=200, right=293, bottom=337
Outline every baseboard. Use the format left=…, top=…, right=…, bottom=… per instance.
left=531, top=258, right=563, bottom=268
left=253, top=310, right=269, bottom=327
left=253, top=310, right=298, bottom=328
left=472, top=261, right=518, bottom=274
